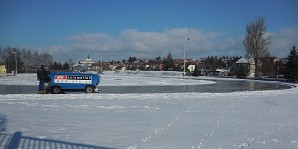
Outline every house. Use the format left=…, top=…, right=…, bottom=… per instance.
left=0, top=65, right=6, bottom=76
left=215, top=68, right=229, bottom=76
left=112, top=65, right=127, bottom=71
left=150, top=60, right=164, bottom=71
left=187, top=64, right=196, bottom=72
left=230, top=58, right=260, bottom=77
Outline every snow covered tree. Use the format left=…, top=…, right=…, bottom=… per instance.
left=284, top=45, right=298, bottom=82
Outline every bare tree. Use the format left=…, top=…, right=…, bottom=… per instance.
left=41, top=53, right=53, bottom=67
left=243, top=16, right=271, bottom=77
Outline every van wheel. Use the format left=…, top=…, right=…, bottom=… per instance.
left=85, top=86, right=94, bottom=93
left=52, top=86, right=62, bottom=94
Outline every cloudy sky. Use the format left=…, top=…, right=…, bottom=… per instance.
left=1, top=0, right=298, bottom=62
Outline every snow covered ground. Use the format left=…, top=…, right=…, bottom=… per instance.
left=0, top=72, right=298, bottom=149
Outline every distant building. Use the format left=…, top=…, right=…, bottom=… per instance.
left=0, top=65, right=6, bottom=76
left=78, top=55, right=96, bottom=65
left=71, top=55, right=97, bottom=72
left=187, top=64, right=195, bottom=72
left=230, top=58, right=261, bottom=77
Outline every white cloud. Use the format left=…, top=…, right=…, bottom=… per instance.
left=121, top=28, right=170, bottom=54
left=67, top=33, right=122, bottom=52
left=269, top=26, right=298, bottom=57
left=67, top=33, right=112, bottom=43
left=58, top=28, right=226, bottom=61
left=120, top=28, right=225, bottom=59
left=42, top=26, right=298, bottom=62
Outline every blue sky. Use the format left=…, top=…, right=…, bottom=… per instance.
left=1, top=0, right=298, bottom=62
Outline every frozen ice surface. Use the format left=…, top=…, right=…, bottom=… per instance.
left=0, top=72, right=297, bottom=149
left=0, top=71, right=215, bottom=86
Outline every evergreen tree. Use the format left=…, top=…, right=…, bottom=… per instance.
left=128, top=56, right=132, bottom=63
left=58, top=62, right=63, bottom=70
left=53, top=61, right=61, bottom=70
left=62, top=62, right=70, bottom=70
left=128, top=56, right=137, bottom=63
left=164, top=52, right=174, bottom=71
left=236, top=64, right=247, bottom=79
left=192, top=64, right=200, bottom=76
left=284, top=45, right=298, bottom=82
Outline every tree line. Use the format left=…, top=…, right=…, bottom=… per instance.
left=0, top=47, right=70, bottom=73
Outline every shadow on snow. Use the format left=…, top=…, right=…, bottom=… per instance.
left=0, top=132, right=114, bottom=149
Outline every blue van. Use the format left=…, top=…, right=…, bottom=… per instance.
left=47, top=72, right=101, bottom=94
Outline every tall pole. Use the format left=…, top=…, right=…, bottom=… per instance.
left=15, top=53, right=17, bottom=74
left=98, top=50, right=103, bottom=73
left=182, top=35, right=189, bottom=78
left=183, top=36, right=186, bottom=78
left=100, top=53, right=103, bottom=73
left=12, top=52, right=17, bottom=74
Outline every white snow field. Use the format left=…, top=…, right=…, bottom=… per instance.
left=0, top=72, right=298, bottom=149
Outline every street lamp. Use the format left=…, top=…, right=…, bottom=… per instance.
left=182, top=35, right=189, bottom=78
left=12, top=52, right=17, bottom=74
left=97, top=51, right=103, bottom=73
left=100, top=52, right=103, bottom=73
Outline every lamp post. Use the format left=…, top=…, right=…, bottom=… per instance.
left=98, top=51, right=103, bottom=73
left=182, top=35, right=189, bottom=78
left=100, top=53, right=103, bottom=73
left=12, top=52, right=17, bottom=74
left=183, top=36, right=185, bottom=77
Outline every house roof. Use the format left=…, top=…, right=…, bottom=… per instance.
left=236, top=58, right=249, bottom=64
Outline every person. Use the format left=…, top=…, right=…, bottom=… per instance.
left=37, top=65, right=50, bottom=91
